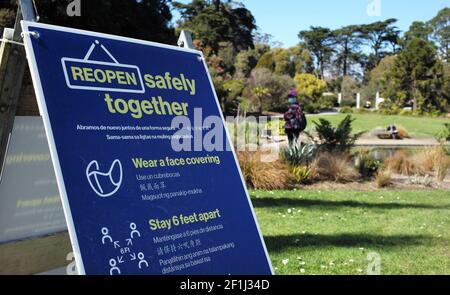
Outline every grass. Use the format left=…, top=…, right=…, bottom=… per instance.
left=251, top=189, right=450, bottom=275
left=305, top=113, right=450, bottom=138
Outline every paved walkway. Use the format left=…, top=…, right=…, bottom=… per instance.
left=355, top=137, right=444, bottom=147
left=262, top=135, right=448, bottom=149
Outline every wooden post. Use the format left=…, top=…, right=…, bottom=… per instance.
left=0, top=0, right=36, bottom=180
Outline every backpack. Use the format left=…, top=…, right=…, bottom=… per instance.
left=299, top=111, right=307, bottom=132
left=284, top=104, right=307, bottom=131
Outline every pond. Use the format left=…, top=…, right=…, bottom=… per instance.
left=353, top=146, right=423, bottom=161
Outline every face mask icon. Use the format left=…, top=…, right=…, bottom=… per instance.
left=86, top=159, right=123, bottom=197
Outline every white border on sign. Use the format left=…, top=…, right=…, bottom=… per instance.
left=21, top=21, right=86, bottom=275
left=21, top=20, right=274, bottom=275
left=61, top=58, right=146, bottom=94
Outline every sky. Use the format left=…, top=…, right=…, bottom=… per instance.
left=173, top=0, right=449, bottom=48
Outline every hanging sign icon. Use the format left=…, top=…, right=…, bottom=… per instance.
left=61, top=40, right=145, bottom=93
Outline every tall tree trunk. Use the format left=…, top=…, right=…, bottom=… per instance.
left=320, top=60, right=324, bottom=80
left=343, top=56, right=348, bottom=76
left=343, top=42, right=348, bottom=76
left=213, top=0, right=220, bottom=11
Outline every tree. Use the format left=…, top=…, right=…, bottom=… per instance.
left=255, top=46, right=313, bottom=77
left=255, top=51, right=275, bottom=72
left=0, top=5, right=15, bottom=36
left=217, top=41, right=236, bottom=74
left=272, top=48, right=292, bottom=76
left=289, top=45, right=314, bottom=74
left=361, top=55, right=397, bottom=104
left=33, top=0, right=175, bottom=44
left=36, top=0, right=176, bottom=44
left=382, top=38, right=448, bottom=113
left=299, top=26, right=334, bottom=79
left=174, top=0, right=256, bottom=53
left=360, top=18, right=400, bottom=69
left=227, top=4, right=256, bottom=51
left=294, top=73, right=327, bottom=102
left=340, top=76, right=360, bottom=103
left=429, top=8, right=450, bottom=63
left=333, top=25, right=365, bottom=76
left=223, top=79, right=245, bottom=114
left=404, top=21, right=433, bottom=44
left=245, top=68, right=277, bottom=113
left=234, top=44, right=269, bottom=78
left=267, top=75, right=296, bottom=111
left=252, top=86, right=271, bottom=115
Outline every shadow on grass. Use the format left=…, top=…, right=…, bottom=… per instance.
left=264, top=233, right=433, bottom=252
left=251, top=197, right=450, bottom=210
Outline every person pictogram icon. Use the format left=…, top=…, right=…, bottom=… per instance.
left=137, top=252, right=149, bottom=269
left=101, top=227, right=113, bottom=244
left=109, top=258, right=121, bottom=275
left=130, top=222, right=141, bottom=239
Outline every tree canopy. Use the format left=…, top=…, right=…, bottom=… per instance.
left=174, top=0, right=256, bottom=53
left=1, top=0, right=176, bottom=44
left=0, top=1, right=448, bottom=115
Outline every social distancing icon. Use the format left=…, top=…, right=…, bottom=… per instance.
left=101, top=227, right=113, bottom=244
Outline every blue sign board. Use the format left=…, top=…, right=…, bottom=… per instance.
left=21, top=21, right=272, bottom=275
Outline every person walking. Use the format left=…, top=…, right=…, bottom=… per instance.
left=284, top=90, right=307, bottom=146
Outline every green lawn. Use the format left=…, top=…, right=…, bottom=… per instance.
left=305, top=113, right=450, bottom=137
left=251, top=189, right=450, bottom=275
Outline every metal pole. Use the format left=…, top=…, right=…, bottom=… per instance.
left=177, top=30, right=195, bottom=50
left=20, top=0, right=38, bottom=22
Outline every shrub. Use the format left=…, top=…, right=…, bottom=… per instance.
left=319, top=94, right=338, bottom=109
left=375, top=170, right=393, bottom=188
left=303, top=103, right=321, bottom=114
left=309, top=115, right=364, bottom=153
left=280, top=143, right=317, bottom=166
left=379, top=108, right=395, bottom=116
left=444, top=145, right=450, bottom=156
left=385, top=150, right=422, bottom=176
left=310, top=152, right=359, bottom=183
left=435, top=147, right=450, bottom=181
left=436, top=123, right=450, bottom=142
left=436, top=157, right=450, bottom=181
left=354, top=149, right=382, bottom=178
left=399, top=109, right=413, bottom=116
left=413, top=148, right=440, bottom=172
left=290, top=166, right=312, bottom=184
left=340, top=98, right=356, bottom=108
left=355, top=108, right=371, bottom=114
left=413, top=147, right=450, bottom=178
left=385, top=147, right=450, bottom=177
left=237, top=151, right=292, bottom=190
left=340, top=106, right=353, bottom=114
left=397, top=125, right=410, bottom=139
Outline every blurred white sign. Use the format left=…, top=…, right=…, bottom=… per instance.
left=0, top=117, right=67, bottom=243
